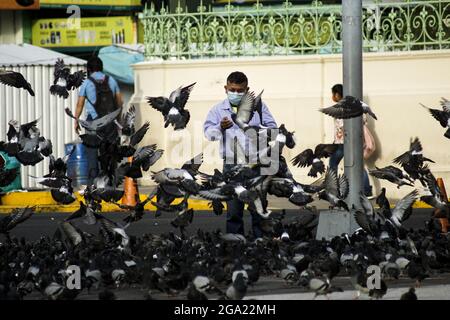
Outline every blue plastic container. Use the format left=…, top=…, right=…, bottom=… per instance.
left=0, top=151, right=22, bottom=192
left=65, top=142, right=99, bottom=187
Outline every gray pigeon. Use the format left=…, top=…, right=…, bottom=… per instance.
left=147, top=83, right=196, bottom=130
left=318, top=168, right=349, bottom=211
left=151, top=153, right=203, bottom=194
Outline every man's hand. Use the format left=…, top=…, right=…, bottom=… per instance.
left=74, top=121, right=81, bottom=135
left=220, top=117, right=233, bottom=130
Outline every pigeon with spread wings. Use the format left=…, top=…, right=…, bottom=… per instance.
left=0, top=69, right=34, bottom=96
left=319, top=96, right=377, bottom=120
left=318, top=168, right=349, bottom=211
left=420, top=98, right=450, bottom=139
left=50, top=58, right=86, bottom=99
left=230, top=90, right=264, bottom=131
left=291, top=144, right=339, bottom=178
left=65, top=107, right=122, bottom=148
left=393, top=137, right=434, bottom=182
left=151, top=153, right=203, bottom=195
left=146, top=83, right=196, bottom=130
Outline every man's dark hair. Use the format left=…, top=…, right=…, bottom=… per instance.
left=87, top=56, right=103, bottom=73
left=227, top=71, right=248, bottom=85
left=332, top=84, right=343, bottom=97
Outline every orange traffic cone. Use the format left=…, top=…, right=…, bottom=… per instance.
left=121, top=157, right=139, bottom=207
left=435, top=177, right=449, bottom=233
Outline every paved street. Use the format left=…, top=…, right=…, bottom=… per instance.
left=3, top=207, right=449, bottom=300
left=4, top=207, right=433, bottom=242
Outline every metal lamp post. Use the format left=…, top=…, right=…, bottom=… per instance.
left=316, top=0, right=363, bottom=240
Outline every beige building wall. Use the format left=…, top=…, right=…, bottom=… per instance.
left=131, top=50, right=450, bottom=200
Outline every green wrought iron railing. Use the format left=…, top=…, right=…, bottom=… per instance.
left=140, top=0, right=450, bottom=59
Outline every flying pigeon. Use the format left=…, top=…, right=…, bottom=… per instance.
left=318, top=168, right=349, bottom=211
left=230, top=90, right=264, bottom=131
left=319, top=96, right=377, bottom=120
left=420, top=98, right=450, bottom=139
left=291, top=144, right=339, bottom=177
left=0, top=69, right=34, bottom=96
left=151, top=153, right=203, bottom=194
left=146, top=83, right=196, bottom=130
left=49, top=58, right=86, bottom=99
left=369, top=165, right=414, bottom=188
left=393, top=137, right=434, bottom=182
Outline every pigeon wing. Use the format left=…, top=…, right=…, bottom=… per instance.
left=141, top=149, right=164, bottom=171
left=421, top=103, right=449, bottom=128
left=324, top=168, right=339, bottom=196
left=147, top=96, right=172, bottom=116
left=198, top=189, right=231, bottom=200
left=53, top=58, right=67, bottom=78
left=338, top=174, right=349, bottom=199
left=172, top=82, right=196, bottom=110
left=393, top=151, right=411, bottom=166
left=392, top=190, right=418, bottom=222
left=6, top=123, right=18, bottom=142
left=182, top=153, right=203, bottom=173
left=409, top=137, right=422, bottom=153
left=0, top=71, right=27, bottom=89
left=354, top=210, right=373, bottom=235
left=235, top=91, right=256, bottom=125
left=132, top=145, right=157, bottom=165
left=20, top=118, right=40, bottom=134
left=130, top=122, right=150, bottom=146
left=122, top=105, right=136, bottom=133
left=440, top=97, right=450, bottom=113
left=67, top=70, right=86, bottom=89
left=291, top=149, right=314, bottom=167
left=315, top=144, right=339, bottom=159
left=91, top=107, right=122, bottom=129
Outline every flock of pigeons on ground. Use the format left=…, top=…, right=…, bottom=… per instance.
left=0, top=61, right=450, bottom=300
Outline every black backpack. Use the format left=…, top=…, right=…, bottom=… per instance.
left=87, top=75, right=118, bottom=118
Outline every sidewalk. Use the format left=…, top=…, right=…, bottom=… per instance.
left=245, top=284, right=450, bottom=300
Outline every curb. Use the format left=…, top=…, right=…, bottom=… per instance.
left=0, top=190, right=439, bottom=214
left=0, top=190, right=213, bottom=214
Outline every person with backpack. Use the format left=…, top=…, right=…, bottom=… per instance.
left=74, top=56, right=123, bottom=133
left=203, top=71, right=278, bottom=239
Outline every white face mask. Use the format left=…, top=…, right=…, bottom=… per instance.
left=227, top=91, right=245, bottom=106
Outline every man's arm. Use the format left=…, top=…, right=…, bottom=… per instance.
left=260, top=102, right=278, bottom=128
left=116, top=92, right=124, bottom=108
left=109, top=76, right=123, bottom=108
left=74, top=96, right=85, bottom=134
left=203, top=108, right=223, bottom=141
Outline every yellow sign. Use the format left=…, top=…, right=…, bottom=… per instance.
left=32, top=16, right=136, bottom=48
left=40, top=0, right=140, bottom=6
